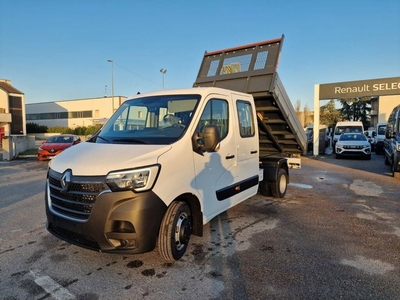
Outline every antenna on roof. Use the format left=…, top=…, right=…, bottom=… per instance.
left=104, top=85, right=107, bottom=97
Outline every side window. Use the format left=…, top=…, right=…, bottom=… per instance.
left=236, top=100, right=255, bottom=137
left=197, top=99, right=229, bottom=139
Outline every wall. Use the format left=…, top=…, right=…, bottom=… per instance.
left=378, top=95, right=400, bottom=123
left=2, top=136, right=35, bottom=160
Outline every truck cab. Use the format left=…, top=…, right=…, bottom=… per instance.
left=384, top=105, right=400, bottom=178
left=46, top=88, right=262, bottom=261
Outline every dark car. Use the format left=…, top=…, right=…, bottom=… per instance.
left=38, top=134, right=81, bottom=161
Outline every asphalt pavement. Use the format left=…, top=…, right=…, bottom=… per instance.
left=0, top=150, right=399, bottom=300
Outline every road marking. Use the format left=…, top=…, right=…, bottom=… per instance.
left=30, top=270, right=76, bottom=300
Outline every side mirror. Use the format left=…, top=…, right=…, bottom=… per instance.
left=192, top=125, right=221, bottom=155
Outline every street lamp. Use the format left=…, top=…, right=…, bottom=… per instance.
left=160, top=68, right=167, bottom=89
left=108, top=59, right=114, bottom=112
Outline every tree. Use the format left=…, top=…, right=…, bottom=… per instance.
left=338, top=97, right=371, bottom=128
left=319, top=99, right=341, bottom=128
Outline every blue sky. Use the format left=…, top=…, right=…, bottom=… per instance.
left=1, top=0, right=399, bottom=110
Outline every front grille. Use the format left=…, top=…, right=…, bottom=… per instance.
left=49, top=224, right=100, bottom=250
left=343, top=145, right=364, bottom=149
left=48, top=168, right=108, bottom=220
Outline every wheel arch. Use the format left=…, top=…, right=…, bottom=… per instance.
left=172, top=193, right=203, bottom=237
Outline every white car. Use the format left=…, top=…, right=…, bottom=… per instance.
left=335, top=133, right=371, bottom=160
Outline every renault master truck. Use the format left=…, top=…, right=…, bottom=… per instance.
left=45, top=36, right=307, bottom=261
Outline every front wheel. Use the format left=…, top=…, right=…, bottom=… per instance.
left=270, top=168, right=288, bottom=198
left=158, top=201, right=192, bottom=262
left=384, top=154, right=390, bottom=165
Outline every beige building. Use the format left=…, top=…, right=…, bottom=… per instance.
left=0, top=79, right=25, bottom=137
left=370, top=95, right=400, bottom=126
left=26, top=96, right=127, bottom=128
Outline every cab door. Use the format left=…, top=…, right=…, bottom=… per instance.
left=192, top=96, right=238, bottom=222
left=233, top=98, right=259, bottom=202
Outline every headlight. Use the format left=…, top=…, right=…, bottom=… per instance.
left=105, top=164, right=160, bottom=192
left=38, top=147, right=43, bottom=151
left=336, top=143, right=343, bottom=148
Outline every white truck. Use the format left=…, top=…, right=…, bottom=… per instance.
left=45, top=36, right=307, bottom=261
left=332, top=121, right=364, bottom=153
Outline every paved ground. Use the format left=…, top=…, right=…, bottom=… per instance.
left=0, top=149, right=399, bottom=299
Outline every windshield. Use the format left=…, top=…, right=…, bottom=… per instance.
left=335, top=125, right=363, bottom=135
left=377, top=125, right=386, bottom=135
left=95, top=94, right=200, bottom=144
left=339, top=134, right=367, bottom=141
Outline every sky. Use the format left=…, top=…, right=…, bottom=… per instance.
left=1, top=0, right=399, bottom=110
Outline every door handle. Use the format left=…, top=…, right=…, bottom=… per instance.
left=251, top=150, right=258, bottom=154
left=225, top=155, right=235, bottom=159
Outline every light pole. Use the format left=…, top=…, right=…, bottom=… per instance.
left=160, top=68, right=167, bottom=89
left=108, top=59, right=114, bottom=112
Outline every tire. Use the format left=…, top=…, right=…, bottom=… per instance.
left=270, top=168, right=288, bottom=198
left=158, top=201, right=192, bottom=262
left=365, top=154, right=371, bottom=160
left=384, top=154, right=390, bottom=165
left=391, top=159, right=396, bottom=177
left=335, top=153, right=341, bottom=159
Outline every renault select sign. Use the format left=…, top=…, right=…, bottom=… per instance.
left=319, top=77, right=400, bottom=99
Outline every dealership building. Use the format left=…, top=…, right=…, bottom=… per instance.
left=25, top=95, right=128, bottom=128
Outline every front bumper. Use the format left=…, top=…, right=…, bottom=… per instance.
left=336, top=146, right=371, bottom=157
left=45, top=169, right=167, bottom=254
left=38, top=150, right=63, bottom=160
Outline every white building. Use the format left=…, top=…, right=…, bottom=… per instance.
left=25, top=96, right=127, bottom=128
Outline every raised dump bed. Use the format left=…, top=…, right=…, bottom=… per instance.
left=194, top=35, right=307, bottom=159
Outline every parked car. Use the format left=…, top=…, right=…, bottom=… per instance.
left=38, top=134, right=81, bottom=161
left=384, top=105, right=400, bottom=178
left=335, top=133, right=371, bottom=160
left=364, top=129, right=376, bottom=151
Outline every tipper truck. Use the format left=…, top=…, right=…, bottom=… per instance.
left=45, top=35, right=307, bottom=261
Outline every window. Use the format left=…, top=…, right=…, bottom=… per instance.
left=9, top=96, right=23, bottom=134
left=198, top=99, right=229, bottom=139
left=236, top=101, right=255, bottom=137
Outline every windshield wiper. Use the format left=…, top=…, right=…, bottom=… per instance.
left=96, top=136, right=111, bottom=143
left=113, top=138, right=148, bottom=144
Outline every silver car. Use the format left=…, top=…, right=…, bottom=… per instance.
left=335, top=133, right=371, bottom=160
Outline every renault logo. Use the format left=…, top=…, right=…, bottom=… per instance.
left=61, top=170, right=72, bottom=193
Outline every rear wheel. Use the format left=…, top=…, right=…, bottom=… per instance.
left=270, top=168, right=288, bottom=198
left=159, top=201, right=192, bottom=262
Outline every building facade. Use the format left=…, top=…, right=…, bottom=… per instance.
left=370, top=95, right=400, bottom=126
left=0, top=79, right=25, bottom=138
left=25, top=96, right=127, bottom=128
